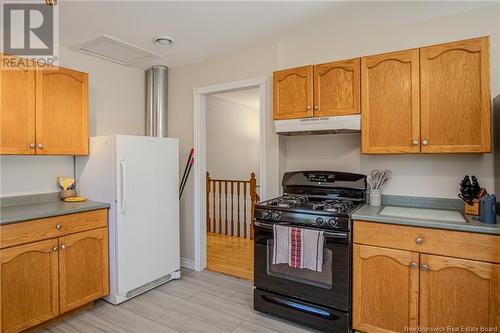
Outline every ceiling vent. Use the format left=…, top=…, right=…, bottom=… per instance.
left=69, top=35, right=160, bottom=66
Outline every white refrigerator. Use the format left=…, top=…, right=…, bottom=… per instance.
left=77, top=135, right=180, bottom=304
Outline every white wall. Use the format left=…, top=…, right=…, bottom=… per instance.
left=168, top=2, right=500, bottom=261
left=0, top=46, right=145, bottom=196
left=206, top=95, right=259, bottom=181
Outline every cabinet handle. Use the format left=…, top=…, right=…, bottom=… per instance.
left=29, top=143, right=36, bottom=149
left=56, top=224, right=62, bottom=230
left=38, top=143, right=44, bottom=149
left=412, top=140, right=419, bottom=146
left=314, top=105, right=319, bottom=110
left=306, top=105, right=312, bottom=110
left=421, top=264, right=429, bottom=271
left=60, top=244, right=66, bottom=250
left=52, top=246, right=58, bottom=252
left=415, top=237, right=424, bottom=245
left=410, top=262, right=418, bottom=269
left=422, top=140, right=429, bottom=146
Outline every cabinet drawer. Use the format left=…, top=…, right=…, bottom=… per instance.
left=353, top=221, right=500, bottom=263
left=1, top=209, right=108, bottom=249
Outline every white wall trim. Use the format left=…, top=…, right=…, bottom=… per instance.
left=180, top=257, right=196, bottom=270
left=193, top=76, right=268, bottom=272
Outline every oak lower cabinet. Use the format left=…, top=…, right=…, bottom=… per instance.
left=1, top=239, right=59, bottom=333
left=419, top=254, right=500, bottom=327
left=353, top=221, right=500, bottom=332
left=0, top=210, right=108, bottom=333
left=353, top=245, right=419, bottom=333
left=58, top=228, right=109, bottom=313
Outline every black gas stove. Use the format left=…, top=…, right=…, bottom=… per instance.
left=253, top=171, right=366, bottom=332
left=255, top=171, right=366, bottom=231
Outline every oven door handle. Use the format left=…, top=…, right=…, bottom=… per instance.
left=254, top=221, right=349, bottom=239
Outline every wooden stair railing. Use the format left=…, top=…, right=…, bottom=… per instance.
left=206, top=172, right=259, bottom=239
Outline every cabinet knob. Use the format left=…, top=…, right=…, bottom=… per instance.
left=422, top=140, right=429, bottom=146
left=56, top=224, right=62, bottom=230
left=410, top=262, right=418, bottom=269
left=52, top=246, right=58, bottom=252
left=29, top=143, right=36, bottom=149
left=415, top=237, right=424, bottom=245
left=38, top=143, right=44, bottom=149
left=421, top=264, right=429, bottom=271
left=306, top=105, right=312, bottom=110
left=60, top=244, right=66, bottom=250
left=314, top=105, right=319, bottom=110
left=412, top=140, right=419, bottom=146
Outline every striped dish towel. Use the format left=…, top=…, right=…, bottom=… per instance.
left=273, top=224, right=325, bottom=272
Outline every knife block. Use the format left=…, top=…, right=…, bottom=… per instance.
left=464, top=200, right=480, bottom=216
left=464, top=188, right=486, bottom=216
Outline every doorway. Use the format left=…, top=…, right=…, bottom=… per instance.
left=193, top=77, right=267, bottom=276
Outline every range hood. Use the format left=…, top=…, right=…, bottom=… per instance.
left=274, top=115, right=361, bottom=136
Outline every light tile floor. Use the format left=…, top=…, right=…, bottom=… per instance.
left=35, top=268, right=318, bottom=333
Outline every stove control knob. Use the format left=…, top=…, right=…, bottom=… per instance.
left=271, top=211, right=282, bottom=221
left=316, top=217, right=324, bottom=225
left=328, top=218, right=338, bottom=228
left=261, top=211, right=270, bottom=219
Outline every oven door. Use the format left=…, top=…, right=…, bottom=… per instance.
left=254, top=220, right=351, bottom=311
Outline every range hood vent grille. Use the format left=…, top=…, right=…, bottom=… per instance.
left=70, top=35, right=160, bottom=65
left=275, top=115, right=361, bottom=136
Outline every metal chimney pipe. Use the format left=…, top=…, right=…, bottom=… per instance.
left=146, top=65, right=168, bottom=137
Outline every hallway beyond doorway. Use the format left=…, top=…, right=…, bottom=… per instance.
left=206, top=233, right=254, bottom=281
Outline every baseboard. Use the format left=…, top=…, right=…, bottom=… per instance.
left=180, top=257, right=195, bottom=270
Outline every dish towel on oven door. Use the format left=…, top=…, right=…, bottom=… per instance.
left=273, top=224, right=325, bottom=272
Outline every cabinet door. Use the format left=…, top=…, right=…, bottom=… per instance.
left=420, top=37, right=490, bottom=153
left=353, top=244, right=419, bottom=333
left=420, top=254, right=500, bottom=327
left=1, top=239, right=59, bottom=333
left=313, top=58, right=360, bottom=116
left=35, top=67, right=88, bottom=155
left=273, top=66, right=313, bottom=120
left=0, top=54, right=36, bottom=154
left=58, top=228, right=108, bottom=313
left=361, top=49, right=420, bottom=154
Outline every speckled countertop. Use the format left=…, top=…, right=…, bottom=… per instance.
left=0, top=193, right=109, bottom=225
left=352, top=203, right=500, bottom=235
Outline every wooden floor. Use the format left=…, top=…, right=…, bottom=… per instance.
left=34, top=269, right=317, bottom=333
left=206, top=232, right=254, bottom=281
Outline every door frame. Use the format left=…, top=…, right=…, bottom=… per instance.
left=193, top=76, right=268, bottom=272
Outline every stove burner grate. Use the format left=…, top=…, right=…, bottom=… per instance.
left=266, top=196, right=306, bottom=209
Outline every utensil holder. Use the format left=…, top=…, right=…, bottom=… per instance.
left=59, top=190, right=77, bottom=200
left=369, top=189, right=382, bottom=207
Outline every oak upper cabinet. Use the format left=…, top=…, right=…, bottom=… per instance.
left=353, top=244, right=419, bottom=333
left=58, top=228, right=108, bottom=313
left=0, top=54, right=89, bottom=156
left=36, top=67, right=89, bottom=155
left=273, top=66, right=313, bottom=120
left=420, top=37, right=491, bottom=153
left=313, top=58, right=360, bottom=117
left=0, top=54, right=36, bottom=154
left=1, top=239, right=59, bottom=333
left=361, top=49, right=420, bottom=154
left=419, top=254, right=500, bottom=327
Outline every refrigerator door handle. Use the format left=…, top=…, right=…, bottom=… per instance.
left=120, top=160, right=127, bottom=215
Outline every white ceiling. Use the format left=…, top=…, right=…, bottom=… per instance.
left=58, top=1, right=340, bottom=69
left=213, top=88, right=260, bottom=109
